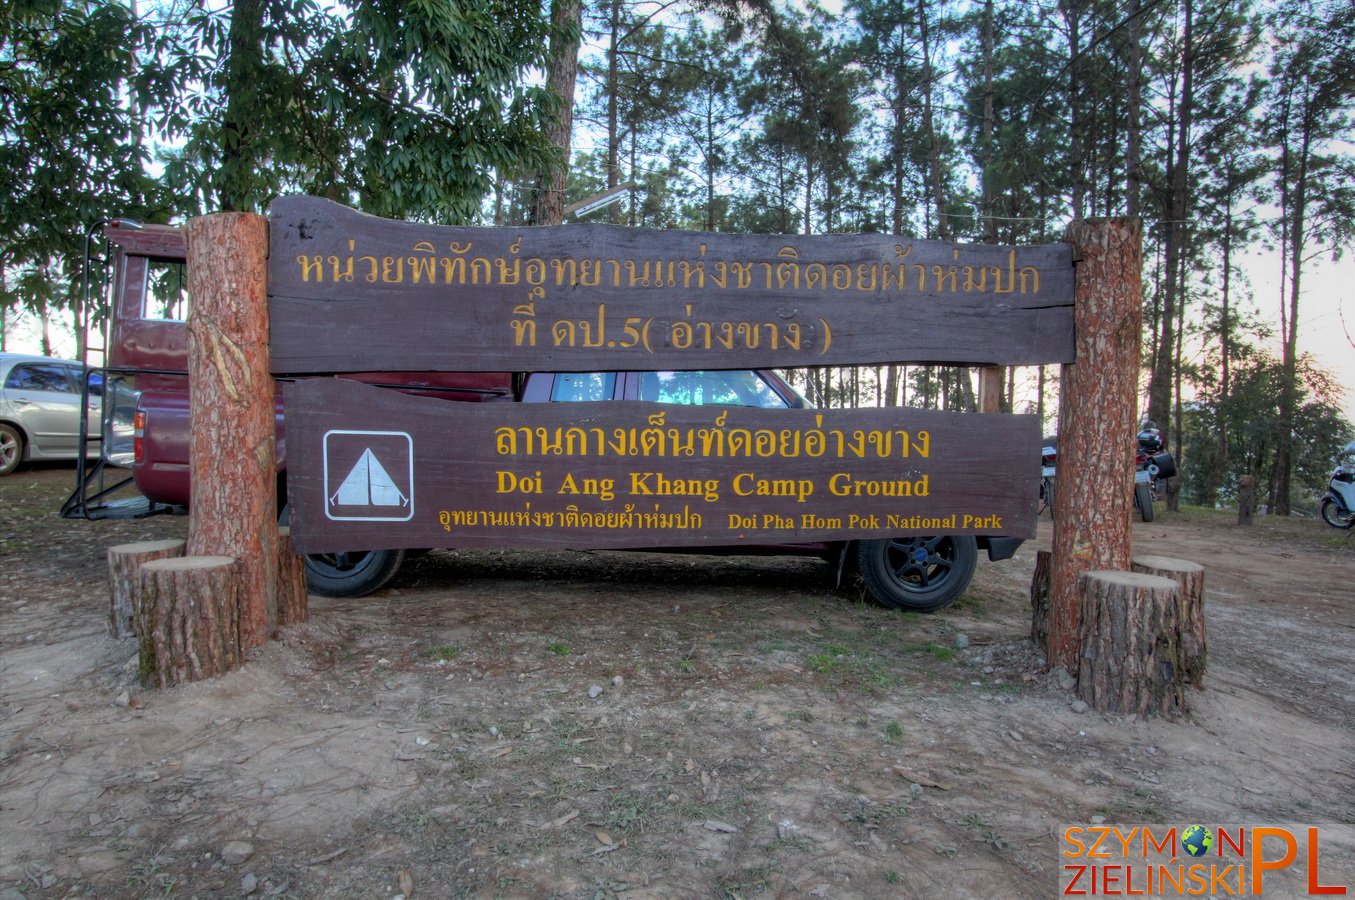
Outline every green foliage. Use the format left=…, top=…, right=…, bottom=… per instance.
left=1179, top=347, right=1354, bottom=507
left=0, top=1, right=164, bottom=327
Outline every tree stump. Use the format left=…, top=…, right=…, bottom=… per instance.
left=1076, top=570, right=1185, bottom=717
left=1133, top=555, right=1206, bottom=688
left=137, top=556, right=241, bottom=688
left=1030, top=549, right=1053, bottom=649
left=107, top=539, right=186, bottom=639
left=276, top=527, right=308, bottom=629
left=1238, top=475, right=1257, bottom=526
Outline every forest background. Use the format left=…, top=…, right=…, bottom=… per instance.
left=1, top=0, right=1352, bottom=517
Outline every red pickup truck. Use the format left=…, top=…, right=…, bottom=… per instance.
left=65, top=221, right=1021, bottom=611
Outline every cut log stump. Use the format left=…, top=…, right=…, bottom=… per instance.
left=107, top=539, right=186, bottom=639
left=137, top=555, right=241, bottom=689
left=1132, top=555, right=1206, bottom=688
left=1076, top=570, right=1185, bottom=717
left=276, top=527, right=308, bottom=629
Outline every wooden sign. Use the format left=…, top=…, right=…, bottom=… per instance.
left=283, top=379, right=1040, bottom=554
left=268, top=196, right=1075, bottom=374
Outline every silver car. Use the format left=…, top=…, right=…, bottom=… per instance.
left=0, top=353, right=101, bottom=476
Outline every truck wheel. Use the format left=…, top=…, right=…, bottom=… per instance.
left=856, top=535, right=977, bottom=613
left=303, top=549, right=406, bottom=598
left=0, top=423, right=23, bottom=476
left=278, top=503, right=405, bottom=597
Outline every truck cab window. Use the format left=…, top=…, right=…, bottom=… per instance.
left=549, top=372, right=616, bottom=402
left=639, top=370, right=790, bottom=408
left=146, top=259, right=190, bottom=321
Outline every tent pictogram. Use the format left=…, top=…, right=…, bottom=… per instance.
left=322, top=430, right=415, bottom=522
left=330, top=448, right=409, bottom=508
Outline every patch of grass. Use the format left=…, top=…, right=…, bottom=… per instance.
left=806, top=652, right=839, bottom=674
left=803, top=637, right=904, bottom=691
left=419, top=645, right=461, bottom=660
left=883, top=721, right=904, bottom=741
left=605, top=793, right=656, bottom=833
left=765, top=833, right=816, bottom=853
left=715, top=863, right=779, bottom=898
left=545, top=642, right=572, bottom=656
left=127, top=857, right=177, bottom=897
left=851, top=800, right=912, bottom=825
left=904, top=641, right=955, bottom=662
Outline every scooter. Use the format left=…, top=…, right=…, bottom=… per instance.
left=1320, top=443, right=1355, bottom=529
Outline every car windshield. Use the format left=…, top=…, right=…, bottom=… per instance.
left=639, top=370, right=790, bottom=408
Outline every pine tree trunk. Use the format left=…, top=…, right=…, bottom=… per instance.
left=1046, top=218, right=1142, bottom=670
left=531, top=0, right=581, bottom=226
left=184, top=212, right=276, bottom=651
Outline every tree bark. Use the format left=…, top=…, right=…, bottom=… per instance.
left=531, top=0, right=581, bottom=226
left=1076, top=570, right=1185, bottom=717
left=1046, top=218, right=1143, bottom=670
left=1030, top=549, right=1053, bottom=649
left=276, top=527, right=308, bottom=629
left=1132, top=555, right=1206, bottom=688
left=137, top=556, right=242, bottom=688
left=108, top=539, right=186, bottom=639
left=184, top=212, right=276, bottom=651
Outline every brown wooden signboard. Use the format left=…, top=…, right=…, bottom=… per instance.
left=283, top=379, right=1039, bottom=554
left=268, top=196, right=1075, bottom=374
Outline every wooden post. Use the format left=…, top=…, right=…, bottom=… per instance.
left=1133, top=555, right=1206, bottom=688
left=1045, top=218, right=1142, bottom=670
left=107, top=539, right=186, bottom=639
left=1076, top=570, right=1185, bottom=717
left=977, top=366, right=1003, bottom=414
left=1237, top=475, right=1256, bottom=526
left=184, top=212, right=277, bottom=651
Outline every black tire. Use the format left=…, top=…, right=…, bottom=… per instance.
left=1321, top=497, right=1354, bottom=529
left=1135, top=483, right=1155, bottom=522
left=856, top=535, right=978, bottom=613
left=0, top=423, right=23, bottom=476
left=302, top=548, right=406, bottom=597
left=279, top=504, right=406, bottom=596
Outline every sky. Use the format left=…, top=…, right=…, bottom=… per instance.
left=1241, top=251, right=1355, bottom=424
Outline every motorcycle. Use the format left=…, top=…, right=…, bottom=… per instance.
left=1038, top=441, right=1057, bottom=516
left=1320, top=443, right=1355, bottom=530
left=1036, top=433, right=1177, bottom=522
left=1134, top=428, right=1176, bottom=523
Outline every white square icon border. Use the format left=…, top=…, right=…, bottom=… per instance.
left=322, top=430, right=415, bottom=522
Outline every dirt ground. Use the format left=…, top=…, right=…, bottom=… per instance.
left=2, top=466, right=1353, bottom=899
